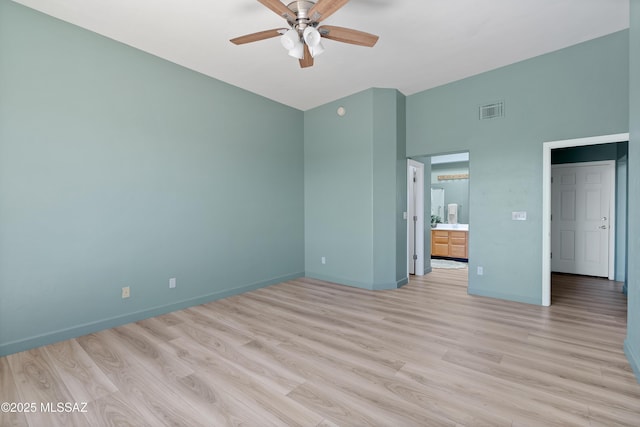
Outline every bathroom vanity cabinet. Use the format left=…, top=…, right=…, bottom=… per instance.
left=431, top=229, right=468, bottom=259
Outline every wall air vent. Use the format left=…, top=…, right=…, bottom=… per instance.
left=479, top=101, right=504, bottom=120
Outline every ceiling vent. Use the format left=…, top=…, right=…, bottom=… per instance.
left=479, top=101, right=504, bottom=120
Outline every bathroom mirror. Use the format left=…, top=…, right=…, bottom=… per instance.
left=431, top=188, right=445, bottom=220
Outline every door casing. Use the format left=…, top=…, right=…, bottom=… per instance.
left=542, top=133, right=628, bottom=306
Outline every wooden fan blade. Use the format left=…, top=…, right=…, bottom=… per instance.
left=308, top=0, right=350, bottom=23
left=299, top=44, right=314, bottom=68
left=257, top=0, right=296, bottom=21
left=319, top=25, right=379, bottom=47
left=230, top=28, right=284, bottom=45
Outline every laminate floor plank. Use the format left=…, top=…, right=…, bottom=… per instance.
left=261, top=334, right=498, bottom=426
left=76, top=331, right=208, bottom=427
left=81, top=391, right=152, bottom=427
left=163, top=337, right=290, bottom=426
left=316, top=419, right=340, bottom=427
left=192, top=308, right=291, bottom=351
left=392, top=364, right=515, bottom=427
left=0, top=356, right=29, bottom=427
left=244, top=339, right=458, bottom=425
left=42, top=340, right=117, bottom=403
left=169, top=321, right=306, bottom=395
left=168, top=336, right=325, bottom=427
left=135, top=316, right=184, bottom=342
left=171, top=307, right=255, bottom=346
left=240, top=288, right=456, bottom=366
left=498, top=354, right=640, bottom=412
left=404, top=364, right=528, bottom=426
left=587, top=402, right=640, bottom=427
left=401, top=357, right=591, bottom=427
left=110, top=323, right=195, bottom=379
left=7, top=348, right=91, bottom=427
left=233, top=295, right=416, bottom=372
left=2, top=270, right=639, bottom=426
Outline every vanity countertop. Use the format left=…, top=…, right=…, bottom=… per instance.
left=433, top=224, right=469, bottom=231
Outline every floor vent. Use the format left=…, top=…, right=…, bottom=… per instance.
left=479, top=101, right=504, bottom=120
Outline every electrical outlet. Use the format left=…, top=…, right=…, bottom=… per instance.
left=169, top=277, right=176, bottom=289
left=321, top=256, right=326, bottom=265
left=477, top=266, right=484, bottom=276
left=121, top=286, right=130, bottom=299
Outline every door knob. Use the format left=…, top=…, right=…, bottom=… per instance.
left=599, top=225, right=607, bottom=229
left=601, top=217, right=607, bottom=221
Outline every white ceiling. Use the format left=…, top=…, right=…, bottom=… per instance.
left=12, top=0, right=629, bottom=111
left=432, top=153, right=469, bottom=165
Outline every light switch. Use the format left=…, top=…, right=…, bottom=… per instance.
left=512, top=211, right=527, bottom=221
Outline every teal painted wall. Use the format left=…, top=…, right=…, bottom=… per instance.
left=304, top=91, right=375, bottom=288
left=0, top=1, right=304, bottom=355
left=372, top=89, right=406, bottom=289
left=625, top=0, right=640, bottom=381
left=407, top=30, right=629, bottom=304
left=304, top=88, right=407, bottom=289
left=395, top=91, right=408, bottom=283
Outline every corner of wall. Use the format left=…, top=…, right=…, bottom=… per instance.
left=626, top=0, right=640, bottom=384
left=625, top=339, right=640, bottom=383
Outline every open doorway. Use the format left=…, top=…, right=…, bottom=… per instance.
left=542, top=133, right=629, bottom=306
left=430, top=153, right=470, bottom=270
left=407, top=152, right=471, bottom=279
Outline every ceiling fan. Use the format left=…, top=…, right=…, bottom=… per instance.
left=230, top=0, right=379, bottom=68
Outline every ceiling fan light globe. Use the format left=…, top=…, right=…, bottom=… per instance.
left=309, top=41, right=325, bottom=58
left=288, top=43, right=304, bottom=59
left=281, top=29, right=300, bottom=50
left=303, top=26, right=322, bottom=47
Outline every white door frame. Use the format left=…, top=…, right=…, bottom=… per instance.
left=542, top=132, right=628, bottom=306
left=407, top=159, right=425, bottom=276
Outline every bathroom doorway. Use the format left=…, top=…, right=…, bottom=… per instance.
left=430, top=153, right=470, bottom=269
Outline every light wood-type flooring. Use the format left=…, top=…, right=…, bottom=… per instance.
left=2, top=269, right=639, bottom=426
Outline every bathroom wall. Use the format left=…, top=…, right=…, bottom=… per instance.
left=431, top=162, right=470, bottom=224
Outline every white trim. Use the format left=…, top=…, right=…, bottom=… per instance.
left=407, top=159, right=425, bottom=276
left=542, top=133, right=628, bottom=306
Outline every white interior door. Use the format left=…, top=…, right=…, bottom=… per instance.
left=407, top=160, right=424, bottom=276
left=551, top=161, right=614, bottom=277
left=408, top=165, right=416, bottom=275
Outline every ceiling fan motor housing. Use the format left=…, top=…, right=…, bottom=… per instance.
left=286, top=1, right=318, bottom=32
